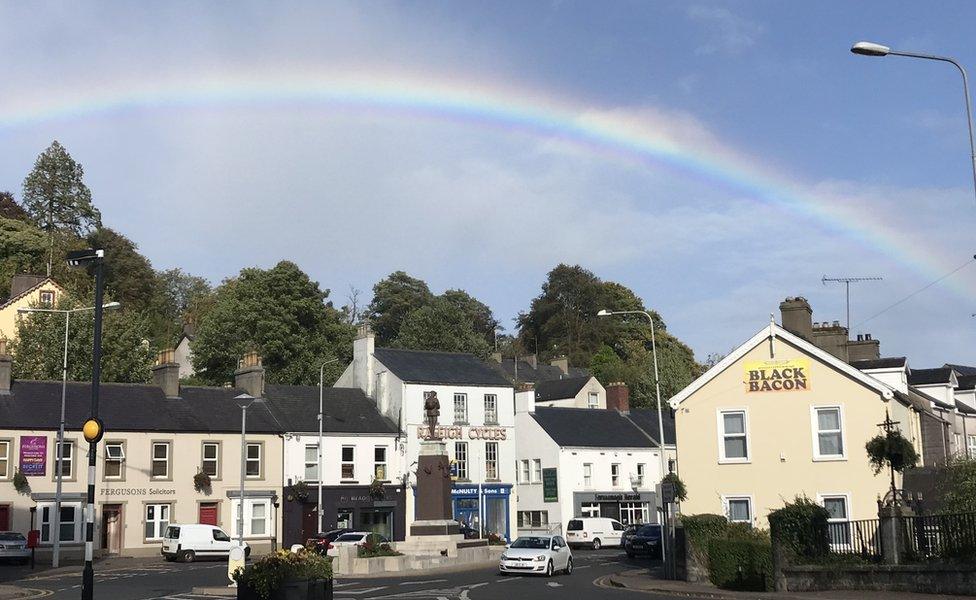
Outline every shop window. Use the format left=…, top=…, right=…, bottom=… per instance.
left=151, top=442, right=170, bottom=478
left=611, top=463, right=620, bottom=487
left=518, top=510, right=548, bottom=528
left=202, top=442, right=220, bottom=478
left=819, top=495, right=851, bottom=548
left=580, top=502, right=600, bottom=517
left=58, top=440, right=73, bottom=478
left=485, top=442, right=499, bottom=480
left=304, top=444, right=319, bottom=481
left=454, top=442, right=468, bottom=480
left=588, top=392, right=599, bottom=409
left=532, top=459, right=542, bottom=483
left=145, top=503, right=171, bottom=540
left=619, top=502, right=649, bottom=524
left=519, top=460, right=529, bottom=483
left=724, top=496, right=752, bottom=525
left=39, top=502, right=81, bottom=543
left=341, top=446, right=355, bottom=480
left=484, top=394, right=498, bottom=424
left=245, top=443, right=262, bottom=478
left=104, top=442, right=124, bottom=479
left=583, top=463, right=592, bottom=488
left=374, top=446, right=388, bottom=480
left=719, top=410, right=749, bottom=462
left=454, top=393, right=468, bottom=424
left=812, top=407, right=845, bottom=460
left=0, top=440, right=9, bottom=478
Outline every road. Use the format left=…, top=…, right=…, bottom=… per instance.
left=3, top=549, right=675, bottom=600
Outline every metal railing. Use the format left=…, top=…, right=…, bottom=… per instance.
left=825, top=519, right=883, bottom=561
left=902, top=512, right=976, bottom=561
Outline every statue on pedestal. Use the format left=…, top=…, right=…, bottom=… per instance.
left=423, top=391, right=440, bottom=440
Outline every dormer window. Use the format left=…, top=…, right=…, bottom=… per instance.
left=39, top=290, right=55, bottom=306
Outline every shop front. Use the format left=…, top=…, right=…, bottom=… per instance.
left=282, top=484, right=406, bottom=547
left=572, top=491, right=658, bottom=525
left=450, top=483, right=511, bottom=541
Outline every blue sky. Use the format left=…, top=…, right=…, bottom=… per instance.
left=2, top=1, right=976, bottom=367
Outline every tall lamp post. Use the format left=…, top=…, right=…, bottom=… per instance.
left=17, top=301, right=120, bottom=568
left=317, top=358, right=339, bottom=533
left=235, top=394, right=263, bottom=549
left=65, top=248, right=106, bottom=600
left=851, top=41, right=976, bottom=203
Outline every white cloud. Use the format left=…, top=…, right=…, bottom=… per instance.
left=686, top=5, right=764, bottom=55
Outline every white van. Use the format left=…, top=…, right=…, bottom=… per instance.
left=161, top=524, right=250, bottom=563
left=565, top=517, right=626, bottom=550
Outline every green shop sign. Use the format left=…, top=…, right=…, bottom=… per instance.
left=542, top=467, right=558, bottom=502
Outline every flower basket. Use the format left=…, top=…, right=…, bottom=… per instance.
left=368, top=478, right=385, bottom=500
left=193, top=471, right=212, bottom=493
left=235, top=549, right=333, bottom=600
left=290, top=480, right=310, bottom=503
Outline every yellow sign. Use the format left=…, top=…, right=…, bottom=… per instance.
left=745, top=359, right=810, bottom=393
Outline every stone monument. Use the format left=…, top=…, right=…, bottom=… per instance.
left=407, top=391, right=461, bottom=545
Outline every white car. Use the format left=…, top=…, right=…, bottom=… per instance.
left=326, top=532, right=390, bottom=557
left=498, top=535, right=573, bottom=577
left=565, top=517, right=626, bottom=550
left=161, top=524, right=249, bottom=563
left=0, top=532, right=29, bottom=565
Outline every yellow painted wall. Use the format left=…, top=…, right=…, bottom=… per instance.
left=675, top=336, right=915, bottom=527
left=0, top=281, right=64, bottom=343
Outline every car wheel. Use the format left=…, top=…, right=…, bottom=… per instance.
left=545, top=560, right=554, bottom=577
left=592, top=538, right=602, bottom=551
left=565, top=557, right=573, bottom=575
left=180, top=550, right=196, bottom=563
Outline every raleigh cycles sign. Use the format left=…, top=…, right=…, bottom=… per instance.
left=417, top=426, right=507, bottom=440
left=745, top=358, right=810, bottom=392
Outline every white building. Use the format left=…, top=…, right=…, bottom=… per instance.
left=336, top=326, right=517, bottom=540
left=533, top=375, right=606, bottom=409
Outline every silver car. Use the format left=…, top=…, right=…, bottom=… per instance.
left=0, top=532, right=29, bottom=564
left=498, top=535, right=573, bottom=577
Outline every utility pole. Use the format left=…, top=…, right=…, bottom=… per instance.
left=821, top=275, right=883, bottom=331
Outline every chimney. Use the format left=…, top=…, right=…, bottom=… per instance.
left=523, top=354, right=538, bottom=369
left=779, top=297, right=813, bottom=340
left=234, top=350, right=265, bottom=398
left=151, top=349, right=181, bottom=398
left=847, top=332, right=881, bottom=363
left=0, top=340, right=11, bottom=395
left=550, top=355, right=569, bottom=376
left=353, top=324, right=375, bottom=398
left=606, top=382, right=630, bottom=414
left=811, top=320, right=850, bottom=362
left=9, top=274, right=47, bottom=298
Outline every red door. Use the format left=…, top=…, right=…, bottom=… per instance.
left=0, top=505, right=10, bottom=531
left=199, top=503, right=218, bottom=526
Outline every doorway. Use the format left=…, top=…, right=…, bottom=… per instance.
left=0, top=504, right=10, bottom=531
left=199, top=502, right=218, bottom=526
left=301, top=503, right=318, bottom=539
left=101, top=505, right=123, bottom=554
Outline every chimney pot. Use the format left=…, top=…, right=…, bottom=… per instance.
left=865, top=333, right=872, bottom=341
left=151, top=348, right=180, bottom=398
left=833, top=320, right=840, bottom=327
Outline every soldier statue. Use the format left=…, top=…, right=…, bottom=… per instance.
left=423, top=390, right=440, bottom=439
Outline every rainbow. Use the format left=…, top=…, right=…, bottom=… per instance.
left=0, top=69, right=972, bottom=300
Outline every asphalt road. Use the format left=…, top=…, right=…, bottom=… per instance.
left=3, top=549, right=674, bottom=600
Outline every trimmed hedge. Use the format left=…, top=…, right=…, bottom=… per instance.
left=707, top=538, right=773, bottom=591
left=768, top=496, right=830, bottom=562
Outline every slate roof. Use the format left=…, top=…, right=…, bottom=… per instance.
left=947, top=364, right=976, bottom=377
left=373, top=348, right=511, bottom=387
left=957, top=375, right=976, bottom=391
left=263, top=385, right=397, bottom=434
left=626, top=408, right=677, bottom=446
left=494, top=358, right=588, bottom=384
left=955, top=401, right=976, bottom=415
left=531, top=407, right=657, bottom=448
left=535, top=376, right=592, bottom=402
left=851, top=357, right=907, bottom=370
left=908, top=368, right=954, bottom=386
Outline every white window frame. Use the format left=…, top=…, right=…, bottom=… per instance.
left=485, top=441, right=499, bottom=480
left=304, top=444, right=319, bottom=482
left=455, top=442, right=468, bottom=480
left=58, top=440, right=74, bottom=479
left=454, top=393, right=468, bottom=423
left=968, top=434, right=976, bottom=459
left=340, top=446, right=355, bottom=480
left=518, top=510, right=548, bottom=528
left=145, top=503, right=171, bottom=540
left=245, top=443, right=262, bottom=479
left=519, top=460, right=530, bottom=484
left=532, top=459, right=542, bottom=483
left=374, top=446, right=388, bottom=481
left=722, top=495, right=754, bottom=526
left=636, top=463, right=645, bottom=487
left=811, top=406, right=847, bottom=461
left=717, top=409, right=750, bottom=463
left=151, top=442, right=170, bottom=479
left=817, top=493, right=852, bottom=549
left=611, top=463, right=621, bottom=487
left=39, top=501, right=83, bottom=544
left=202, top=442, right=220, bottom=478
left=583, top=463, right=592, bottom=488
left=104, top=442, right=124, bottom=479
left=587, top=392, right=599, bottom=409
left=484, top=394, right=498, bottom=424
left=580, top=502, right=600, bottom=517
left=0, top=440, right=10, bottom=479
left=619, top=502, right=649, bottom=525
left=230, top=498, right=272, bottom=538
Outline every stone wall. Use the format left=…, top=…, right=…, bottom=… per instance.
left=782, top=564, right=976, bottom=596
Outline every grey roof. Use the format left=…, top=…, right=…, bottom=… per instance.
left=494, top=358, right=588, bottom=384
left=626, top=408, right=676, bottom=446
left=530, top=407, right=659, bottom=448
left=263, top=385, right=397, bottom=434
left=535, top=376, right=592, bottom=402
left=908, top=368, right=954, bottom=386
left=955, top=400, right=976, bottom=415
left=946, top=364, right=976, bottom=376
left=957, top=375, right=976, bottom=391
left=374, top=348, right=511, bottom=387
left=851, top=357, right=906, bottom=370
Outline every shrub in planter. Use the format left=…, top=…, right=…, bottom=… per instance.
left=487, top=533, right=506, bottom=546
left=290, top=480, right=310, bottom=503
left=13, top=470, right=30, bottom=495
left=707, top=538, right=773, bottom=591
left=356, top=536, right=402, bottom=558
left=234, top=549, right=332, bottom=600
left=767, top=496, right=830, bottom=562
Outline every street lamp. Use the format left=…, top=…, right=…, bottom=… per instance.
left=65, top=248, right=106, bottom=600
left=235, top=394, right=264, bottom=550
left=17, top=301, right=120, bottom=568
left=317, top=358, right=339, bottom=534
left=851, top=40, right=976, bottom=204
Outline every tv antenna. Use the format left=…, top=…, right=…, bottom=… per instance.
left=822, top=275, right=883, bottom=331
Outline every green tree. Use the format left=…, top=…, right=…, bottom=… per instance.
left=12, top=296, right=155, bottom=383
left=939, top=457, right=976, bottom=514
left=440, top=289, right=500, bottom=347
left=0, top=218, right=47, bottom=295
left=0, top=192, right=30, bottom=222
left=157, top=268, right=213, bottom=326
left=21, top=141, right=101, bottom=275
left=394, top=297, right=492, bottom=357
left=365, top=271, right=434, bottom=345
left=87, top=228, right=160, bottom=312
left=191, top=261, right=354, bottom=385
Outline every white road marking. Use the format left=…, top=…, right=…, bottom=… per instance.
left=335, top=586, right=388, bottom=595
left=400, top=579, right=447, bottom=585
left=546, top=581, right=562, bottom=587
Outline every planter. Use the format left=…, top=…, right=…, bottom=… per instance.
left=237, top=578, right=333, bottom=600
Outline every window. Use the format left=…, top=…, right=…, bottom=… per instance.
left=39, top=502, right=81, bottom=543
left=145, top=504, right=171, bottom=540
left=246, top=443, right=261, bottom=478
left=57, top=441, right=73, bottom=478
left=454, top=393, right=468, bottom=423
left=636, top=463, right=645, bottom=487
left=374, top=446, right=388, bottom=480
left=151, top=442, right=170, bottom=478
left=202, top=442, right=220, bottom=478
left=517, top=511, right=549, bottom=528
left=968, top=435, right=976, bottom=459
left=725, top=497, right=752, bottom=525
left=104, top=442, right=124, bottom=479
left=520, top=460, right=530, bottom=483
left=485, top=442, right=499, bottom=480
left=39, top=290, right=55, bottom=306
left=583, top=463, right=592, bottom=488
left=304, top=445, right=319, bottom=481
left=954, top=434, right=962, bottom=455
left=719, top=410, right=749, bottom=462
left=611, top=463, right=621, bottom=487
left=620, top=502, right=649, bottom=525
left=820, top=495, right=851, bottom=547
left=484, top=394, right=498, bottom=424
left=532, top=459, right=542, bottom=483
left=341, top=446, right=355, bottom=480
left=250, top=503, right=267, bottom=535
left=580, top=502, right=600, bottom=518
left=455, top=442, right=468, bottom=480
left=813, top=407, right=845, bottom=459
left=230, top=499, right=271, bottom=538
left=588, top=392, right=599, bottom=409
left=0, top=440, right=9, bottom=478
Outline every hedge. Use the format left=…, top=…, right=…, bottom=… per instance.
left=707, top=538, right=773, bottom=591
left=767, top=496, right=830, bottom=562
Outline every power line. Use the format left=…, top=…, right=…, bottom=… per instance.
left=853, top=255, right=976, bottom=329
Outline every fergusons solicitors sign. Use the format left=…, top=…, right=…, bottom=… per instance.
left=745, top=359, right=810, bottom=393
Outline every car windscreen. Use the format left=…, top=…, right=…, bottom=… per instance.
left=0, top=532, right=25, bottom=541
left=511, top=537, right=549, bottom=549
left=335, top=533, right=365, bottom=542
left=638, top=525, right=661, bottom=537
left=566, top=520, right=583, bottom=531
left=164, top=526, right=180, bottom=539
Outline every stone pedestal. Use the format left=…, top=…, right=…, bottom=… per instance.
left=879, top=504, right=914, bottom=565
left=408, top=441, right=461, bottom=550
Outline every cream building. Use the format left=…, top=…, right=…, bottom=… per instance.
left=669, top=308, right=929, bottom=530
left=0, top=275, right=66, bottom=343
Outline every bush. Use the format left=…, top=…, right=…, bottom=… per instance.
left=938, top=457, right=976, bottom=514
left=357, top=537, right=402, bottom=558
left=234, top=549, right=332, bottom=600
left=707, top=538, right=773, bottom=591
left=768, top=496, right=830, bottom=562
left=681, top=514, right=728, bottom=570
left=662, top=472, right=688, bottom=502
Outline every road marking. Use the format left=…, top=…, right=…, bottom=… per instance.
left=546, top=581, right=562, bottom=587
left=400, top=579, right=447, bottom=585
left=575, top=565, right=591, bottom=569
left=336, top=586, right=387, bottom=595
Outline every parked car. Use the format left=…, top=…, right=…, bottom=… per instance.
left=624, top=524, right=662, bottom=559
left=305, top=529, right=353, bottom=555
left=565, top=517, right=626, bottom=550
left=621, top=524, right=640, bottom=547
left=0, top=532, right=29, bottom=565
left=498, top=535, right=573, bottom=577
left=161, top=524, right=249, bottom=563
left=326, top=532, right=390, bottom=557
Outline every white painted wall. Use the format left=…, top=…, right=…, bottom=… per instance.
left=283, top=433, right=402, bottom=486
left=862, top=368, right=907, bottom=394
